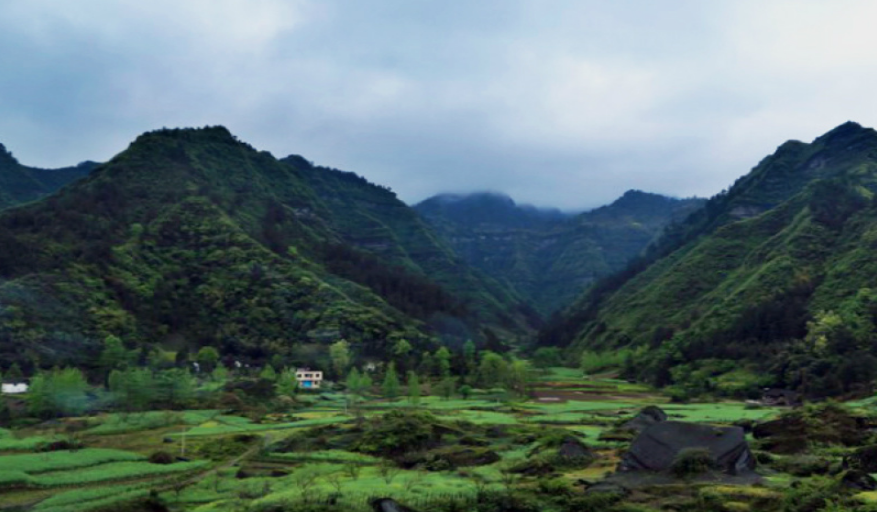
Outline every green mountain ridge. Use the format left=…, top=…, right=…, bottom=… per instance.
left=545, top=121, right=877, bottom=398
left=0, top=127, right=533, bottom=372
left=0, top=142, right=96, bottom=209
left=415, top=190, right=704, bottom=315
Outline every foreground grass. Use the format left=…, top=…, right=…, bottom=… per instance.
left=88, top=410, right=220, bottom=435
left=0, top=448, right=144, bottom=474
left=30, top=460, right=209, bottom=487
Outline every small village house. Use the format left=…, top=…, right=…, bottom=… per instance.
left=1, top=382, right=28, bottom=394
left=295, top=368, right=323, bottom=389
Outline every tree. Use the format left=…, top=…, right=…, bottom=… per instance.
left=393, top=339, right=412, bottom=358
left=275, top=369, right=298, bottom=397
left=506, top=359, right=533, bottom=398
left=418, top=353, right=434, bottom=377
left=175, top=347, right=190, bottom=367
left=99, top=335, right=128, bottom=377
left=28, top=367, right=89, bottom=417
left=392, top=338, right=413, bottom=372
left=532, top=347, right=562, bottom=369
left=360, top=372, right=373, bottom=392
left=196, top=347, right=220, bottom=372
left=463, top=340, right=477, bottom=376
left=346, top=368, right=363, bottom=394
left=434, top=377, right=457, bottom=400
left=459, top=384, right=473, bottom=400
left=478, top=351, right=508, bottom=388
left=382, top=363, right=401, bottom=400
left=154, top=369, right=195, bottom=407
left=407, top=371, right=421, bottom=406
left=211, top=365, right=229, bottom=384
left=435, top=347, right=452, bottom=378
left=346, top=367, right=366, bottom=417
left=330, top=340, right=351, bottom=378
left=7, top=363, right=23, bottom=382
left=259, top=365, right=277, bottom=381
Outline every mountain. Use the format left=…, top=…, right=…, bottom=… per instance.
left=542, top=121, right=877, bottom=398
left=415, top=190, right=703, bottom=315
left=0, top=127, right=535, bottom=372
left=0, top=142, right=96, bottom=209
left=280, top=162, right=539, bottom=340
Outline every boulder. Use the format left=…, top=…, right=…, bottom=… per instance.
left=762, top=388, right=803, bottom=407
left=623, top=406, right=668, bottom=433
left=618, top=421, right=755, bottom=476
left=844, top=445, right=877, bottom=473
left=600, top=406, right=668, bottom=442
left=840, top=470, right=877, bottom=491
left=557, top=437, right=593, bottom=461
left=371, top=498, right=419, bottom=512
left=584, top=481, right=631, bottom=498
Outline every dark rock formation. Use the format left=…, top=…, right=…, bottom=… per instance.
left=619, top=421, right=755, bottom=475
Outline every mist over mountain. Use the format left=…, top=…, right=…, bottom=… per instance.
left=416, top=190, right=704, bottom=315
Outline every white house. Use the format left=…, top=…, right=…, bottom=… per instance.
left=1, top=383, right=28, bottom=394
left=295, top=369, right=323, bottom=389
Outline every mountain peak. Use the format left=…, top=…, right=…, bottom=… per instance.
left=129, top=125, right=241, bottom=150
left=815, top=120, right=876, bottom=147
left=0, top=142, right=19, bottom=167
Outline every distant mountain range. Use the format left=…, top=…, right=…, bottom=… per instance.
left=4, top=121, right=876, bottom=398
left=542, top=121, right=877, bottom=398
left=415, top=190, right=704, bottom=315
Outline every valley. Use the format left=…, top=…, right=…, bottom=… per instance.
left=3, top=122, right=877, bottom=511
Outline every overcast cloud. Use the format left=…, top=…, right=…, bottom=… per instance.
left=1, top=1, right=876, bottom=210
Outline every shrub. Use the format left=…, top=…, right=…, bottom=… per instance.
left=354, top=410, right=441, bottom=456
left=671, top=447, right=716, bottom=477
left=148, top=451, right=175, bottom=465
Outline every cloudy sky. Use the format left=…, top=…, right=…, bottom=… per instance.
left=1, top=1, right=876, bottom=210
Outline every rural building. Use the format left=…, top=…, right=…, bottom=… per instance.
left=295, top=369, right=323, bottom=389
left=1, top=382, right=28, bottom=394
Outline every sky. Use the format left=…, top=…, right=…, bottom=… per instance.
left=2, top=1, right=877, bottom=210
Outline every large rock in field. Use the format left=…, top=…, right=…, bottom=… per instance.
left=557, top=436, right=593, bottom=461
left=600, top=406, right=668, bottom=442
left=371, top=498, right=419, bottom=512
left=844, top=445, right=877, bottom=473
left=840, top=470, right=877, bottom=491
left=623, top=406, right=668, bottom=433
left=618, top=421, right=755, bottom=476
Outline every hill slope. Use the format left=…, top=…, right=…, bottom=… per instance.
left=0, top=143, right=96, bottom=209
left=544, top=121, right=877, bottom=398
left=415, top=191, right=703, bottom=314
left=0, top=127, right=534, bottom=372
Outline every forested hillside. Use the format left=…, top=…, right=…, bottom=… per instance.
left=415, top=191, right=703, bottom=314
left=542, top=121, right=877, bottom=398
left=0, top=127, right=534, bottom=374
left=0, top=143, right=96, bottom=209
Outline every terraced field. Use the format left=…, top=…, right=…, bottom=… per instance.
left=0, top=368, right=803, bottom=512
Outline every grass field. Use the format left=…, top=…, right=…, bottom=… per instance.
left=0, top=369, right=793, bottom=512
left=31, top=460, right=209, bottom=487
left=0, top=448, right=145, bottom=474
